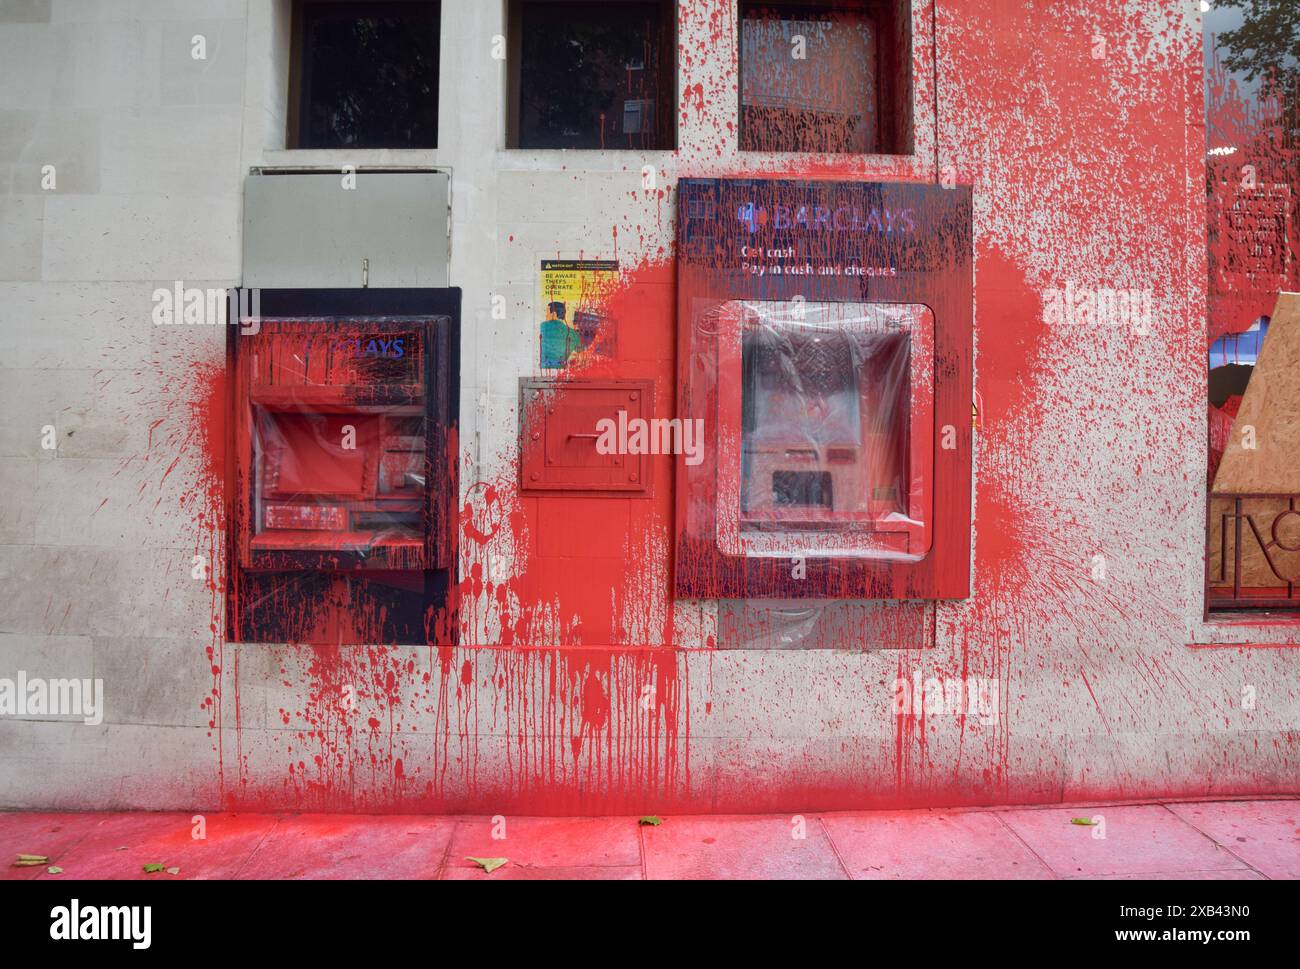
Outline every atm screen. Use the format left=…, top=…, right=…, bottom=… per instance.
left=740, top=319, right=910, bottom=526
left=252, top=409, right=424, bottom=551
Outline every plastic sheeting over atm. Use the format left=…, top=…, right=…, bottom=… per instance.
left=233, top=317, right=444, bottom=573
left=706, top=298, right=934, bottom=562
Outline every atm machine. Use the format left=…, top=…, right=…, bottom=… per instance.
left=675, top=178, right=972, bottom=600
left=226, top=288, right=459, bottom=645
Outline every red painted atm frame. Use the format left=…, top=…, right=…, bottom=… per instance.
left=674, top=178, right=973, bottom=599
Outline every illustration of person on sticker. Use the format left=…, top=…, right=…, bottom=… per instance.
left=540, top=301, right=581, bottom=368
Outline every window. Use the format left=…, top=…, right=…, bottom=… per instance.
left=739, top=0, right=910, bottom=155
left=290, top=1, right=440, bottom=149
left=508, top=0, right=677, bottom=150
left=1207, top=298, right=1300, bottom=613
left=1203, top=11, right=1300, bottom=616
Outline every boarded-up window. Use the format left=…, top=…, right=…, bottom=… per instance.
left=1208, top=294, right=1300, bottom=612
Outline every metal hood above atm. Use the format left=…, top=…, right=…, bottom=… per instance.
left=242, top=171, right=450, bottom=289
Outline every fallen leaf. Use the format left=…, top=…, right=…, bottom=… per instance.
left=465, top=856, right=507, bottom=873
left=47, top=867, right=63, bottom=875
left=142, top=863, right=166, bottom=873
left=13, top=854, right=49, bottom=867
left=166, top=867, right=181, bottom=876
left=1070, top=817, right=1098, bottom=826
left=638, top=816, right=663, bottom=826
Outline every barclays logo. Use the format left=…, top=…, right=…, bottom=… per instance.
left=334, top=337, right=406, bottom=359
left=737, top=200, right=916, bottom=235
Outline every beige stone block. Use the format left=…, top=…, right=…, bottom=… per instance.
left=160, top=18, right=245, bottom=106
left=0, top=195, right=43, bottom=280
left=41, top=193, right=240, bottom=281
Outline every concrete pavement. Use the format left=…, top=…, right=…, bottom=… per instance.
left=2, top=797, right=1295, bottom=880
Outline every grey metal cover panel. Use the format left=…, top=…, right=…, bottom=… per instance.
left=242, top=172, right=450, bottom=288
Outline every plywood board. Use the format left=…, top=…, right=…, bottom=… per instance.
left=1212, top=292, right=1300, bottom=493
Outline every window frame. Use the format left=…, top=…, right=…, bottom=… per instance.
left=288, top=0, right=443, bottom=150
left=505, top=0, right=679, bottom=151
left=736, top=0, right=911, bottom=156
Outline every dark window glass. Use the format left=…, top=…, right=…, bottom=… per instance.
left=740, top=1, right=903, bottom=154
left=295, top=1, right=440, bottom=149
left=516, top=1, right=675, bottom=150
left=772, top=471, right=834, bottom=508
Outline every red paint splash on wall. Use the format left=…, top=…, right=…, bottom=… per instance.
left=135, top=3, right=1300, bottom=816
left=140, top=355, right=230, bottom=794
